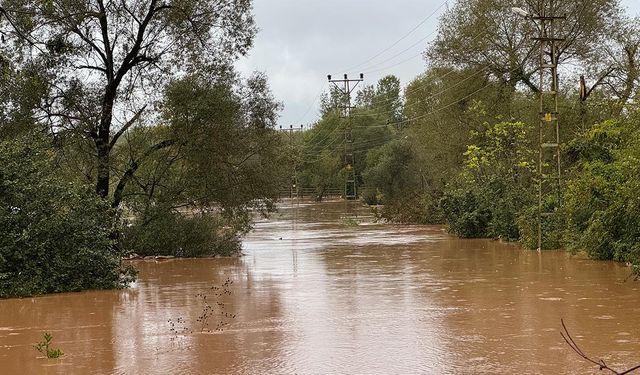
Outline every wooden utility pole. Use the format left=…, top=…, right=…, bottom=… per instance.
left=532, top=0, right=565, bottom=251
left=327, top=73, right=364, bottom=200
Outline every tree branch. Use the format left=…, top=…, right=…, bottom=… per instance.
left=112, top=139, right=176, bottom=209
left=561, top=319, right=640, bottom=375
left=109, top=105, right=147, bottom=150
left=585, top=66, right=617, bottom=99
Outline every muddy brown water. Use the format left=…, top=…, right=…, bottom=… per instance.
left=1, top=200, right=640, bottom=374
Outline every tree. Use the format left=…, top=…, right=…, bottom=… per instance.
left=560, top=116, right=640, bottom=267
left=300, top=76, right=401, bottom=200
left=298, top=113, right=343, bottom=199
left=356, top=75, right=404, bottom=124
left=404, top=67, right=497, bottom=196
left=0, top=48, right=48, bottom=139
left=0, top=0, right=257, bottom=203
left=113, top=71, right=287, bottom=256
left=0, top=130, right=134, bottom=297
left=427, top=0, right=620, bottom=93
left=582, top=15, right=640, bottom=115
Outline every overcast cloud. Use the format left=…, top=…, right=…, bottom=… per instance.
left=236, top=0, right=640, bottom=128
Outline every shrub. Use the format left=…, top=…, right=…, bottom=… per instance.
left=440, top=184, right=491, bottom=238
left=441, top=121, right=536, bottom=240
left=560, top=118, right=640, bottom=267
left=0, top=131, right=134, bottom=298
left=376, top=193, right=444, bottom=224
left=120, top=209, right=242, bottom=257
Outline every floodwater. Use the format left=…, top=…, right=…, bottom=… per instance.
left=1, top=200, right=640, bottom=374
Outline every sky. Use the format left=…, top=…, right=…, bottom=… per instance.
left=236, top=0, right=640, bottom=128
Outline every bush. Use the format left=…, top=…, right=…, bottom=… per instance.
left=440, top=184, right=491, bottom=238
left=516, top=205, right=563, bottom=250
left=120, top=209, right=242, bottom=257
left=0, top=131, right=134, bottom=298
left=440, top=121, right=536, bottom=240
left=560, top=118, right=640, bottom=266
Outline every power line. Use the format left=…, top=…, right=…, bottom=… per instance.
left=339, top=1, right=448, bottom=73
left=357, top=30, right=436, bottom=74
left=301, top=68, right=518, bottom=161
left=286, top=2, right=450, bottom=132
left=353, top=64, right=491, bottom=118
left=354, top=29, right=489, bottom=112
left=293, top=82, right=327, bottom=124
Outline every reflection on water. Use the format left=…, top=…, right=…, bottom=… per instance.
left=1, top=200, right=639, bottom=374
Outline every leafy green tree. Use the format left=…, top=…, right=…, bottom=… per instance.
left=114, top=72, right=287, bottom=256
left=299, top=76, right=401, bottom=200
left=361, top=139, right=439, bottom=223
left=427, top=0, right=620, bottom=93
left=0, top=130, right=133, bottom=298
left=1, top=0, right=257, bottom=201
left=582, top=15, right=640, bottom=116
left=560, top=117, right=640, bottom=268
left=298, top=113, right=343, bottom=199
left=0, top=51, right=48, bottom=139
left=356, top=75, right=404, bottom=124
left=404, top=68, right=499, bottom=198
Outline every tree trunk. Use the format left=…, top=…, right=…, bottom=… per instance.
left=96, top=92, right=115, bottom=198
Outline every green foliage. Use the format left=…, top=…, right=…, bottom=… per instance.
left=0, top=130, right=135, bottom=298
left=428, top=0, right=619, bottom=93
left=441, top=183, right=491, bottom=238
left=379, top=193, right=443, bottom=224
left=113, top=73, right=285, bottom=257
left=0, top=58, right=49, bottom=139
left=299, top=75, right=402, bottom=200
left=298, top=113, right=346, bottom=198
left=156, top=73, right=286, bottom=210
left=363, top=140, right=414, bottom=199
left=516, top=205, right=562, bottom=250
left=561, top=118, right=640, bottom=266
left=361, top=139, right=441, bottom=223
left=34, top=333, right=63, bottom=359
left=2, top=0, right=260, bottom=201
left=120, top=209, right=244, bottom=258
left=2, top=0, right=284, bottom=281
left=441, top=121, right=535, bottom=239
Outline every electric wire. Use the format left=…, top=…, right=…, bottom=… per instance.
left=352, top=29, right=489, bottom=112
left=352, top=64, right=492, bottom=118
left=292, top=1, right=449, bottom=130
left=339, top=1, right=448, bottom=74
left=298, top=69, right=513, bottom=163
left=292, top=82, right=327, bottom=124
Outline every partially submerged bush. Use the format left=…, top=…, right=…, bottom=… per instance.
left=0, top=131, right=134, bottom=298
left=120, top=209, right=243, bottom=257
left=441, top=121, right=535, bottom=240
left=560, top=119, right=640, bottom=267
